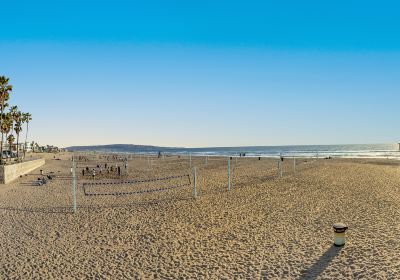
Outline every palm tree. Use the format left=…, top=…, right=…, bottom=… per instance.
left=0, top=76, right=12, bottom=164
left=9, top=106, right=17, bottom=135
left=14, top=111, right=23, bottom=160
left=5, top=112, right=14, bottom=159
left=8, top=106, right=17, bottom=159
left=1, top=113, right=12, bottom=162
left=22, top=112, right=32, bottom=158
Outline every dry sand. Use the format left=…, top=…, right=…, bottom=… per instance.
left=0, top=152, right=400, bottom=279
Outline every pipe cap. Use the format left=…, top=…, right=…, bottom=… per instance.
left=333, top=223, right=348, bottom=232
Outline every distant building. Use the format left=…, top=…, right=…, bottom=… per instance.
left=38, top=145, right=61, bottom=153
left=0, top=141, right=32, bottom=152
left=0, top=141, right=61, bottom=154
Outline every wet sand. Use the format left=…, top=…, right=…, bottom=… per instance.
left=0, top=152, right=399, bottom=279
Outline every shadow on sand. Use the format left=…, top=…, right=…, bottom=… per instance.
left=298, top=245, right=343, bottom=280
left=0, top=196, right=193, bottom=214
left=0, top=206, right=72, bottom=214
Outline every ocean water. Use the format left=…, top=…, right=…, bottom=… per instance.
left=149, top=144, right=400, bottom=159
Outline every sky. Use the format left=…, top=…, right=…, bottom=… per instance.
left=1, top=1, right=400, bottom=148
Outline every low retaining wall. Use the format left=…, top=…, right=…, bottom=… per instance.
left=0, top=158, right=46, bottom=184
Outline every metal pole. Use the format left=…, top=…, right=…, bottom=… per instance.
left=148, top=155, right=150, bottom=169
left=189, top=154, right=192, bottom=168
left=72, top=158, right=77, bottom=213
left=205, top=155, right=208, bottom=165
left=193, top=167, right=197, bottom=198
left=293, top=156, right=296, bottom=174
left=228, top=157, right=231, bottom=191
left=277, top=160, right=280, bottom=176
left=278, top=160, right=283, bottom=178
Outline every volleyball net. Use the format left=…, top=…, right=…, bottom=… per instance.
left=82, top=174, right=191, bottom=196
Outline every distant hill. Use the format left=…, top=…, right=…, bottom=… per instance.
left=66, top=144, right=182, bottom=153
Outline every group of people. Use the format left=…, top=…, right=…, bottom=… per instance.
left=81, top=159, right=129, bottom=178
left=75, top=155, right=90, bottom=162
left=37, top=174, right=55, bottom=186
left=99, top=155, right=127, bottom=162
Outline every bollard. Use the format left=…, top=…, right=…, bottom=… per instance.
left=333, top=223, right=348, bottom=247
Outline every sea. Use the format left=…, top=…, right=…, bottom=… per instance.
left=129, top=144, right=400, bottom=160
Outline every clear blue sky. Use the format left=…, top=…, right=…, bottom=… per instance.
left=1, top=1, right=399, bottom=147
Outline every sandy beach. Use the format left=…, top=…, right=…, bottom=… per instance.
left=0, top=152, right=399, bottom=279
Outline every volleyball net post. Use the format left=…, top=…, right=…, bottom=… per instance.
left=293, top=156, right=296, bottom=174
left=193, top=167, right=197, bottom=198
left=228, top=157, right=231, bottom=191
left=72, top=157, right=77, bottom=213
left=278, top=159, right=283, bottom=178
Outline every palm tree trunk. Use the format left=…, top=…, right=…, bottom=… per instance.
left=0, top=133, right=3, bottom=164
left=16, top=134, right=19, bottom=161
left=0, top=104, right=4, bottom=165
left=7, top=133, right=10, bottom=162
left=24, top=122, right=29, bottom=158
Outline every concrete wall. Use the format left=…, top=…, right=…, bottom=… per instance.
left=0, top=158, right=45, bottom=184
